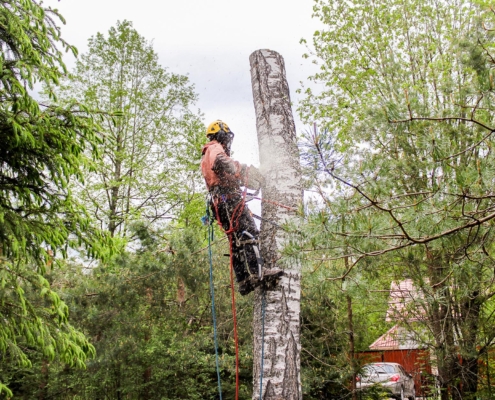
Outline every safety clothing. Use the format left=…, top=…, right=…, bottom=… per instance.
left=206, top=120, right=231, bottom=136
left=201, top=124, right=273, bottom=295
left=201, top=140, right=244, bottom=190
left=213, top=193, right=261, bottom=289
left=212, top=194, right=282, bottom=296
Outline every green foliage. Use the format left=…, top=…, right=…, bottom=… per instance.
left=0, top=0, right=109, bottom=265
left=298, top=255, right=393, bottom=399
left=7, top=224, right=255, bottom=399
left=0, top=0, right=109, bottom=395
left=55, top=20, right=205, bottom=237
left=298, top=0, right=495, bottom=397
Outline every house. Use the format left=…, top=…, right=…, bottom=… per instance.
left=359, top=280, right=434, bottom=395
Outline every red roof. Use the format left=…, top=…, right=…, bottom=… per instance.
left=369, top=324, right=421, bottom=350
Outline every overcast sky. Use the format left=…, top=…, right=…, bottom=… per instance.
left=44, top=0, right=322, bottom=165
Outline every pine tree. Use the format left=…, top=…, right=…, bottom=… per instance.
left=0, top=1, right=107, bottom=395
left=299, top=0, right=495, bottom=397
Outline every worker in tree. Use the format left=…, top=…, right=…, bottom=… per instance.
left=201, top=120, right=283, bottom=295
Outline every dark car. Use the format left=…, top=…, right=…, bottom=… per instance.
left=356, top=362, right=415, bottom=400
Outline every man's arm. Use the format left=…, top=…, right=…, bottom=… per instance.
left=210, top=144, right=264, bottom=190
left=212, top=152, right=242, bottom=176
left=241, top=165, right=264, bottom=191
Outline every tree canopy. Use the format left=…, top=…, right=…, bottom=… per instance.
left=297, top=0, right=495, bottom=397
left=0, top=1, right=108, bottom=396
left=56, top=20, right=205, bottom=238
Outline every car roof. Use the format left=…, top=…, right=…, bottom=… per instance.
left=366, top=362, right=401, bottom=366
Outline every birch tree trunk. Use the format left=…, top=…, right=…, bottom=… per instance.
left=250, top=49, right=303, bottom=400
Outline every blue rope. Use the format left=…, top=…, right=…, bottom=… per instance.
left=207, top=204, right=223, bottom=400
left=259, top=289, right=266, bottom=399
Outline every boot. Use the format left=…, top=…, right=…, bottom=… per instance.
left=261, top=267, right=284, bottom=281
left=238, top=278, right=255, bottom=296
left=238, top=268, right=284, bottom=296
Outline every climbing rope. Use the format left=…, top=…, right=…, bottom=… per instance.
left=206, top=205, right=223, bottom=400
left=211, top=183, right=249, bottom=400
left=247, top=195, right=297, bottom=212
left=228, top=235, right=240, bottom=400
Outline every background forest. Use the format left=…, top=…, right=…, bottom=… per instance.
left=2, top=0, right=495, bottom=399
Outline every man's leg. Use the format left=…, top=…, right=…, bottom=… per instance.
left=212, top=199, right=251, bottom=284
left=236, top=205, right=263, bottom=277
left=237, top=205, right=284, bottom=285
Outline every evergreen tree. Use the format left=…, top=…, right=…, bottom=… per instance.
left=11, top=224, right=255, bottom=400
left=0, top=0, right=108, bottom=396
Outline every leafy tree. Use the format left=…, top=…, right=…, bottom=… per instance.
left=298, top=0, right=495, bottom=398
left=9, top=224, right=256, bottom=400
left=296, top=251, right=392, bottom=399
left=0, top=0, right=109, bottom=396
left=57, top=20, right=205, bottom=238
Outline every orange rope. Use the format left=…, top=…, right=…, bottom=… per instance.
left=209, top=168, right=254, bottom=400
left=249, top=195, right=297, bottom=211
left=211, top=185, right=248, bottom=400
left=207, top=169, right=295, bottom=399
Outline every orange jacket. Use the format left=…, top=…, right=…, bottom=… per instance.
left=201, top=140, right=244, bottom=191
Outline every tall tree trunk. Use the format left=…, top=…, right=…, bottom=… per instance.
left=108, top=132, right=122, bottom=237
left=427, top=251, right=456, bottom=400
left=38, top=359, right=48, bottom=400
left=177, top=277, right=186, bottom=306
left=458, top=290, right=481, bottom=398
left=250, top=49, right=303, bottom=400
left=142, top=287, right=153, bottom=400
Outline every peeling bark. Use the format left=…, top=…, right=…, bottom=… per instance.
left=250, top=49, right=303, bottom=400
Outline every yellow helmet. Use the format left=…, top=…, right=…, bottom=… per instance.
left=206, top=120, right=231, bottom=137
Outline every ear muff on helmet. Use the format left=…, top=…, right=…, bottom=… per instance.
left=216, top=130, right=234, bottom=145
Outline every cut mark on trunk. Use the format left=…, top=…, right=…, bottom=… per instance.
left=282, top=332, right=300, bottom=400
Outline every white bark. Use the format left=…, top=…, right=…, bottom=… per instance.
left=250, top=49, right=303, bottom=400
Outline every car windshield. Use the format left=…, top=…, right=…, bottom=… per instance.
left=363, top=364, right=396, bottom=375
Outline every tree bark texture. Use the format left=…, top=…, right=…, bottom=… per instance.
left=250, top=49, right=303, bottom=400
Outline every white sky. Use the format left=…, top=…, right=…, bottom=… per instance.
left=44, top=0, right=322, bottom=166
